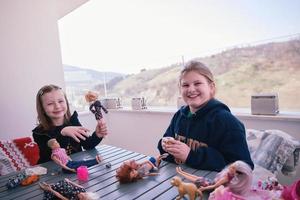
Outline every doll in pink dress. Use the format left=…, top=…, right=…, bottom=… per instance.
left=48, top=138, right=102, bottom=173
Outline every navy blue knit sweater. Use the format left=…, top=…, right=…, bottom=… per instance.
left=158, top=99, right=254, bottom=171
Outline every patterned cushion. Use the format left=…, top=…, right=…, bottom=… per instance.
left=0, top=137, right=39, bottom=176
left=246, top=129, right=298, bottom=176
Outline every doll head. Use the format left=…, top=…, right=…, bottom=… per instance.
left=85, top=91, right=98, bottom=103
left=116, top=160, right=142, bottom=183
left=36, top=84, right=71, bottom=130
left=227, top=161, right=253, bottom=195
left=47, top=138, right=60, bottom=150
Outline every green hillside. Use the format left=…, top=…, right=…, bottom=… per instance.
left=105, top=39, right=300, bottom=110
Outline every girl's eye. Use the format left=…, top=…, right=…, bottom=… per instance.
left=181, top=84, right=189, bottom=88
left=194, top=82, right=202, bottom=86
left=59, top=100, right=64, bottom=103
left=47, top=103, right=53, bottom=106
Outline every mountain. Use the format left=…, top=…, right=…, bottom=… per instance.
left=107, top=39, right=300, bottom=110
left=64, top=65, right=124, bottom=84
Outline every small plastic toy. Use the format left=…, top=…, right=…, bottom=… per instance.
left=6, top=172, right=27, bottom=189
left=116, top=153, right=168, bottom=183
left=77, top=166, right=89, bottom=181
left=170, top=176, right=202, bottom=200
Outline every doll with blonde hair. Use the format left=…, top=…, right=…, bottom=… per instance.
left=48, top=138, right=102, bottom=173
left=176, top=160, right=253, bottom=196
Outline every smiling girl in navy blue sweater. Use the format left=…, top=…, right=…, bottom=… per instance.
left=158, top=61, right=253, bottom=171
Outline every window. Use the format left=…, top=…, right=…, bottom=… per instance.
left=58, top=1, right=300, bottom=112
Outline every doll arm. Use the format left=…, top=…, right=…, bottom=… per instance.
left=51, top=156, right=76, bottom=172
left=199, top=176, right=229, bottom=192
left=39, top=182, right=68, bottom=200
left=64, top=178, right=84, bottom=189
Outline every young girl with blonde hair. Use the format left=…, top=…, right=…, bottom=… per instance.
left=33, top=84, right=108, bottom=164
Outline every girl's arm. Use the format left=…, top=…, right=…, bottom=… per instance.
left=51, top=156, right=76, bottom=172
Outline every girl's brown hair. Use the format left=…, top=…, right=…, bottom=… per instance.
left=179, top=60, right=214, bottom=83
left=36, top=84, right=71, bottom=131
left=179, top=60, right=216, bottom=96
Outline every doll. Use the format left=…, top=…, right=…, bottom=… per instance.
left=85, top=91, right=108, bottom=121
left=39, top=178, right=98, bottom=200
left=176, top=161, right=252, bottom=196
left=116, top=153, right=168, bottom=183
left=199, top=161, right=253, bottom=195
left=48, top=139, right=102, bottom=173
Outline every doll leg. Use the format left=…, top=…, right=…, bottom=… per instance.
left=155, top=153, right=169, bottom=167
left=176, top=167, right=200, bottom=182
left=95, top=155, right=102, bottom=163
left=66, top=159, right=98, bottom=169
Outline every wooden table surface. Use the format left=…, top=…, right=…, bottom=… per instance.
left=0, top=145, right=217, bottom=200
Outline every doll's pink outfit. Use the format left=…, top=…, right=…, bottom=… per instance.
left=51, top=148, right=69, bottom=165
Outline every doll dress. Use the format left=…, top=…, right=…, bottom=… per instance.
left=43, top=180, right=86, bottom=200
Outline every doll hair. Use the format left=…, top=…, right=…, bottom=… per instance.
left=115, top=160, right=141, bottom=183
left=83, top=192, right=100, bottom=200
left=216, top=160, right=253, bottom=195
left=36, top=84, right=71, bottom=130
left=179, top=60, right=216, bottom=96
left=47, top=138, right=57, bottom=149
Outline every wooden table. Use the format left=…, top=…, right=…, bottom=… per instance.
left=0, top=145, right=217, bottom=200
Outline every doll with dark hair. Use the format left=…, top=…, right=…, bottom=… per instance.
left=39, top=178, right=98, bottom=200
left=85, top=91, right=108, bottom=120
left=116, top=153, right=168, bottom=183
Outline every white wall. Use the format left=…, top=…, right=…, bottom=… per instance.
left=0, top=0, right=87, bottom=139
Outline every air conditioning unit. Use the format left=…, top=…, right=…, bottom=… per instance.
left=251, top=93, right=279, bottom=115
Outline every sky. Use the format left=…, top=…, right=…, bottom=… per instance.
left=58, top=0, right=300, bottom=74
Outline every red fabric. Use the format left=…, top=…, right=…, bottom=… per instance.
left=13, top=137, right=39, bottom=166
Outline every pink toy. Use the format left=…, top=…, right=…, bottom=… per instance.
left=77, top=166, right=89, bottom=181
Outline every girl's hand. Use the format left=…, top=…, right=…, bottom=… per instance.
left=164, top=140, right=190, bottom=163
left=96, top=118, right=108, bottom=138
left=61, top=126, right=90, bottom=142
left=161, top=137, right=175, bottom=152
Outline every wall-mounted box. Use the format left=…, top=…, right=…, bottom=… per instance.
left=102, top=98, right=122, bottom=109
left=251, top=93, right=279, bottom=115
left=131, top=97, right=147, bottom=110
